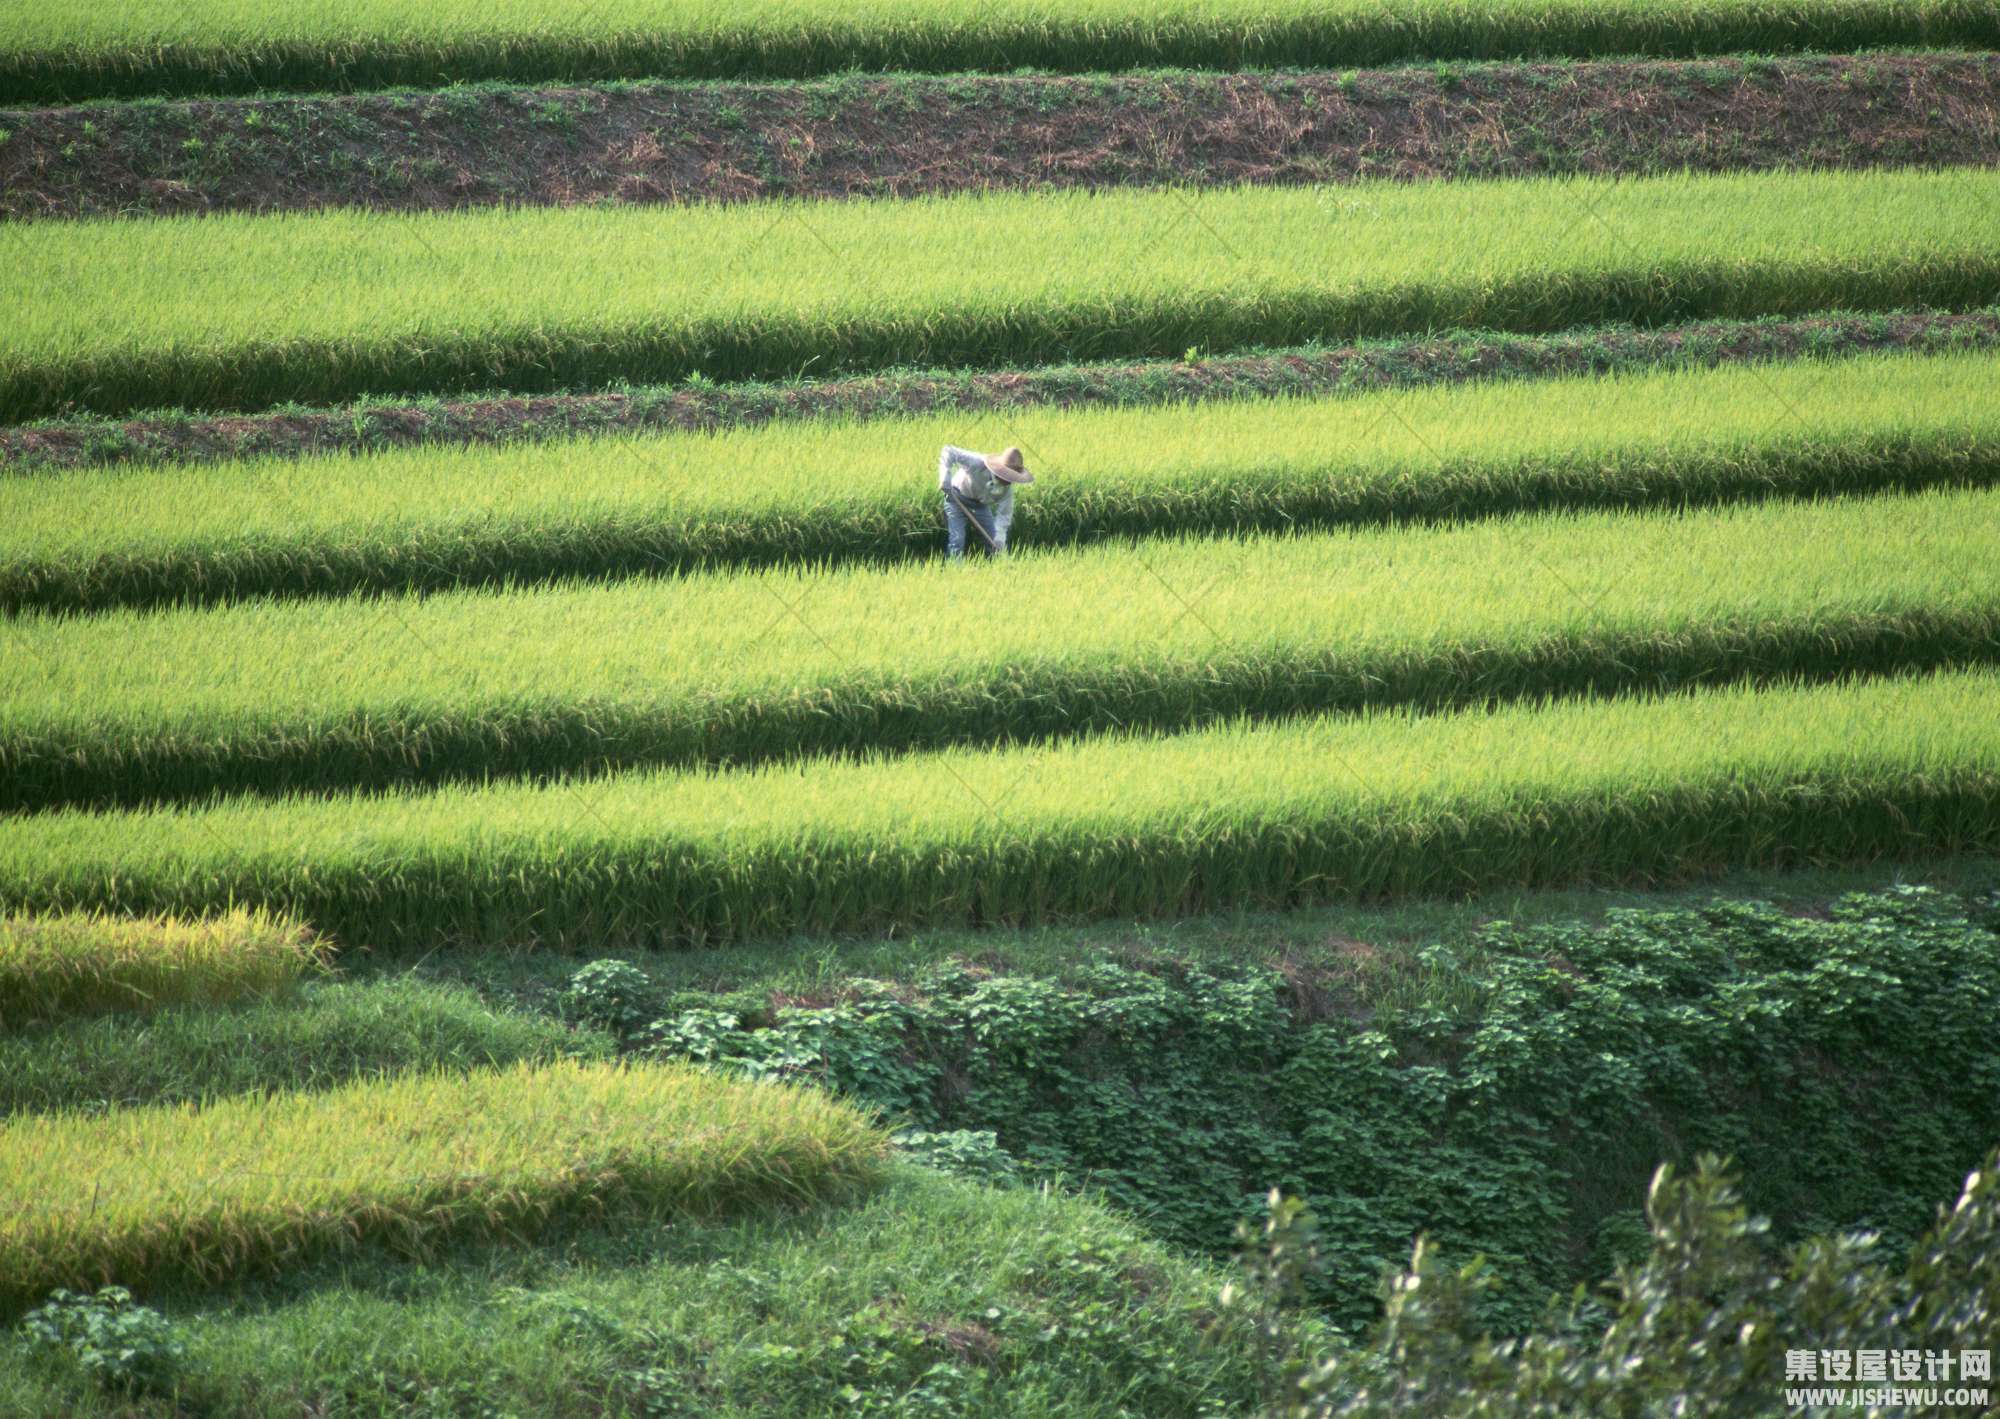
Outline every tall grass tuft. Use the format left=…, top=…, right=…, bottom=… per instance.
left=0, top=908, right=325, bottom=1028
left=0, top=1060, right=889, bottom=1315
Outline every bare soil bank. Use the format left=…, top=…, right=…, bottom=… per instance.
left=4, top=53, right=1995, bottom=220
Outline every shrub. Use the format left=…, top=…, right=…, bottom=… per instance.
left=18, top=1287, right=187, bottom=1395
left=558, top=959, right=661, bottom=1041
left=894, top=1129, right=1020, bottom=1186
left=1229, top=1141, right=2000, bottom=1414
left=638, top=886, right=2000, bottom=1332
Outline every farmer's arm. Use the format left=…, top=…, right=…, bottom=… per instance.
left=992, top=485, right=1015, bottom=549
left=939, top=445, right=980, bottom=490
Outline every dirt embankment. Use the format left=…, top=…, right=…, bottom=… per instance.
left=7, top=309, right=1994, bottom=473
left=2, top=53, right=1996, bottom=220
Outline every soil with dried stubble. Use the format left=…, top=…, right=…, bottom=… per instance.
left=2, top=53, right=1996, bottom=220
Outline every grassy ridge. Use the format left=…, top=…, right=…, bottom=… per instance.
left=0, top=1170, right=1258, bottom=1419
left=0, top=1060, right=887, bottom=1314
left=6, top=351, right=1998, bottom=613
left=1, top=670, right=1994, bottom=948
left=5, top=310, right=1999, bottom=479
left=2, top=0, right=1994, bottom=102
left=0, top=908, right=323, bottom=1027
left=0, top=978, right=609, bottom=1117
left=5, top=487, right=1996, bottom=813
left=5, top=170, right=1998, bottom=420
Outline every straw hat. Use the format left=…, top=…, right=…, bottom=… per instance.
left=982, top=447, right=1034, bottom=485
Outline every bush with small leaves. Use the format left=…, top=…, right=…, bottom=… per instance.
left=557, top=958, right=661, bottom=1040
left=19, top=1286, right=187, bottom=1395
left=894, top=1129, right=1020, bottom=1186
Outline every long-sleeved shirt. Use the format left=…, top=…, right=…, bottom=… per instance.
left=937, top=445, right=1016, bottom=543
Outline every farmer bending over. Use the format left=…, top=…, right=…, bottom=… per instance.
left=939, top=444, right=1033, bottom=559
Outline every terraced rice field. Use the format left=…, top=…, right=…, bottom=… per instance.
left=6, top=351, right=1997, bottom=611
left=2, top=2, right=1996, bottom=1404
left=6, top=486, right=1998, bottom=810
left=0, top=908, right=322, bottom=1026
left=6, top=0, right=1993, bottom=100
left=6, top=669, right=1998, bottom=947
left=6, top=168, right=2000, bottom=419
left=0, top=1060, right=886, bottom=1312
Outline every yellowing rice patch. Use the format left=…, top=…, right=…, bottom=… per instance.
left=0, top=1060, right=888, bottom=1311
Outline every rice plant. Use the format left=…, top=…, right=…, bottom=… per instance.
left=6, top=484, right=1996, bottom=813
left=0, top=908, right=324, bottom=1027
left=1, top=669, right=1993, bottom=948
left=0, top=0, right=1991, bottom=102
left=4, top=349, right=1996, bottom=613
left=0, top=1059, right=888, bottom=1314
left=6, top=169, right=1999, bottom=420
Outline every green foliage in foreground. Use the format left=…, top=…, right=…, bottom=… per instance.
left=631, top=887, right=2000, bottom=1335
left=0, top=1169, right=1262, bottom=1418
left=1, top=0, right=1992, bottom=102
left=0, top=907, right=323, bottom=1027
left=0, top=977, right=610, bottom=1117
left=8, top=485, right=1997, bottom=812
left=7, top=169, right=1999, bottom=419
left=4, top=881, right=1991, bottom=1414
left=4, top=669, right=1995, bottom=947
left=17, top=1289, right=186, bottom=1398
left=1234, top=1141, right=2000, bottom=1415
left=6, top=349, right=1997, bottom=613
left=0, top=1061, right=887, bottom=1316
